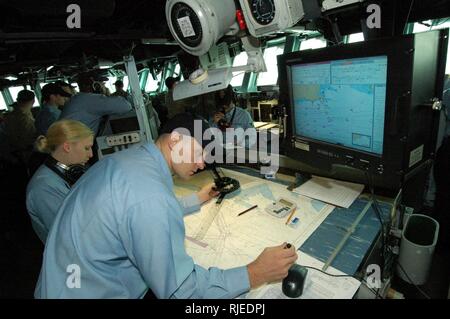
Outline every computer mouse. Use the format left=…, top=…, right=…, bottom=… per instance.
left=282, top=264, right=308, bottom=298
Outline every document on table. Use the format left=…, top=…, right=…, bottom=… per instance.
left=182, top=179, right=335, bottom=270
left=293, top=176, right=364, bottom=208
left=247, top=251, right=361, bottom=299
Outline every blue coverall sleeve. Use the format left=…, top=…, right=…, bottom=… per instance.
left=177, top=194, right=201, bottom=216
left=124, top=197, right=250, bottom=299
left=36, top=111, right=58, bottom=136
left=26, top=185, right=67, bottom=242
left=95, top=95, right=132, bottom=116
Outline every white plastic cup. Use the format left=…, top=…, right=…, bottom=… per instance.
left=397, top=214, right=439, bottom=285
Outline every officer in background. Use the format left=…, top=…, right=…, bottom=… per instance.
left=210, top=85, right=256, bottom=149
left=1, top=90, right=37, bottom=164
left=26, top=119, right=93, bottom=243
left=59, top=73, right=132, bottom=136
left=112, top=80, right=130, bottom=99
left=35, top=83, right=72, bottom=136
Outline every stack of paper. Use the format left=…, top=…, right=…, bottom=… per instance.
left=293, top=176, right=364, bottom=208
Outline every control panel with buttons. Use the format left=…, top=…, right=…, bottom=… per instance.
left=106, top=132, right=141, bottom=147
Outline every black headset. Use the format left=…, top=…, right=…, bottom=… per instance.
left=92, top=81, right=103, bottom=94
left=44, top=156, right=86, bottom=187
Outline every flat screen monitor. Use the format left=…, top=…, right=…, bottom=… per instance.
left=291, top=55, right=388, bottom=155
left=278, top=29, right=448, bottom=190
left=110, top=116, right=140, bottom=134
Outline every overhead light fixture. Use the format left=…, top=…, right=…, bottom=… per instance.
left=141, top=38, right=179, bottom=46
left=173, top=68, right=233, bottom=101
left=46, top=66, right=54, bottom=72
left=5, top=75, right=17, bottom=81
left=98, top=59, right=114, bottom=70
left=173, top=36, right=266, bottom=101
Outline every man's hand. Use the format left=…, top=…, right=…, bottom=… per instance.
left=197, top=182, right=220, bottom=204
left=247, top=243, right=298, bottom=289
left=213, top=112, right=225, bottom=124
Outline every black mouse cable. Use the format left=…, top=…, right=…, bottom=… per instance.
left=396, top=263, right=431, bottom=299
left=364, top=170, right=389, bottom=276
left=300, top=265, right=353, bottom=278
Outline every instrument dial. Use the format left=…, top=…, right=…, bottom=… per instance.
left=248, top=0, right=276, bottom=25
left=171, top=2, right=203, bottom=47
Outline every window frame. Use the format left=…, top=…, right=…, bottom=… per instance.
left=253, top=38, right=287, bottom=90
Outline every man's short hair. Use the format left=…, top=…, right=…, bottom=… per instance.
left=54, top=80, right=76, bottom=90
left=114, top=80, right=124, bottom=87
left=165, top=76, right=180, bottom=90
left=77, top=73, right=108, bottom=90
left=215, top=85, right=236, bottom=107
left=41, top=83, right=72, bottom=102
left=16, top=90, right=35, bottom=103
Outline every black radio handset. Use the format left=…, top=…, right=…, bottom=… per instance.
left=217, top=107, right=230, bottom=131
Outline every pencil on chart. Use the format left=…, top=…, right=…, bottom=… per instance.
left=238, top=205, right=258, bottom=216
left=285, top=208, right=296, bottom=225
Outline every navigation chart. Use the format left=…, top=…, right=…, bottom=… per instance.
left=291, top=56, right=387, bottom=155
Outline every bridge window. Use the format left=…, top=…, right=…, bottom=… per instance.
left=256, top=45, right=285, bottom=86
left=122, top=76, right=129, bottom=91
left=299, top=37, right=327, bottom=50
left=24, top=85, right=41, bottom=106
left=412, top=19, right=450, bottom=74
left=231, top=51, right=248, bottom=88
left=105, top=77, right=117, bottom=94
left=70, top=83, right=79, bottom=93
left=8, top=86, right=24, bottom=103
left=174, top=64, right=182, bottom=78
left=0, top=93, right=7, bottom=110
left=347, top=32, right=365, bottom=43
left=145, top=72, right=162, bottom=93
left=8, top=86, right=39, bottom=107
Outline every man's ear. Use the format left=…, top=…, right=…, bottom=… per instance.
left=168, top=131, right=181, bottom=150
left=62, top=141, right=71, bottom=153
